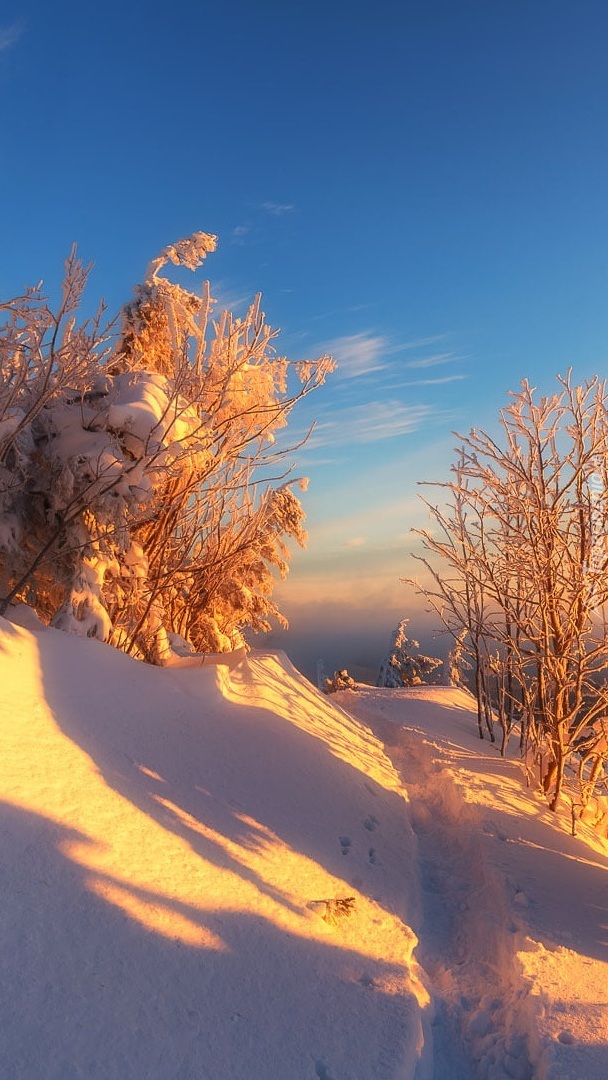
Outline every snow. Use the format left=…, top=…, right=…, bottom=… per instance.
left=107, top=371, right=204, bottom=452
left=0, top=619, right=426, bottom=1080
left=0, top=406, right=25, bottom=443
left=1, top=616, right=607, bottom=1079
left=333, top=684, right=608, bottom=1080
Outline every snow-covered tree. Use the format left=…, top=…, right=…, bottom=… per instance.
left=0, top=233, right=334, bottom=661
left=445, top=629, right=469, bottom=688
left=323, top=669, right=357, bottom=694
left=409, top=374, right=608, bottom=810
left=0, top=247, right=115, bottom=632
left=377, top=619, right=443, bottom=688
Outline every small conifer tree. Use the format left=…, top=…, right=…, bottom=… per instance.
left=376, top=619, right=442, bottom=687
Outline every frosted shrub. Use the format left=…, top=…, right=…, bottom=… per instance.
left=0, top=233, right=333, bottom=661
left=324, top=669, right=357, bottom=694
left=377, top=619, right=442, bottom=688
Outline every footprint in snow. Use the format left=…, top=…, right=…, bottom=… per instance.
left=339, top=836, right=351, bottom=855
left=363, top=814, right=379, bottom=832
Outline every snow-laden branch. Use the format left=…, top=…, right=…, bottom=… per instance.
left=408, top=375, right=608, bottom=811
left=0, top=232, right=334, bottom=663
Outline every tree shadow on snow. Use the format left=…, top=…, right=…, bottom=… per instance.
left=0, top=798, right=422, bottom=1080
left=20, top=627, right=428, bottom=1074
left=34, top=629, right=418, bottom=930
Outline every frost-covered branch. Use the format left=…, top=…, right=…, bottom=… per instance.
left=409, top=374, right=608, bottom=811
left=0, top=231, right=334, bottom=662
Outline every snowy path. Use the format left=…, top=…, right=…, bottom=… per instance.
left=335, top=685, right=608, bottom=1080
left=378, top=722, right=540, bottom=1080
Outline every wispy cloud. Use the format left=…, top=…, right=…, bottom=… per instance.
left=383, top=373, right=468, bottom=390
left=396, top=333, right=451, bottom=352
left=311, top=497, right=423, bottom=545
left=230, top=224, right=249, bottom=244
left=261, top=201, right=294, bottom=216
left=307, top=401, right=437, bottom=448
left=210, top=279, right=252, bottom=316
left=408, top=374, right=467, bottom=386
left=405, top=352, right=459, bottom=369
left=324, top=332, right=389, bottom=378
left=320, top=332, right=467, bottom=386
left=0, top=21, right=23, bottom=53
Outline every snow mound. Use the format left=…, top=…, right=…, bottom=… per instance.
left=0, top=618, right=429, bottom=1080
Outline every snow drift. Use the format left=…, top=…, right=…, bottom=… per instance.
left=0, top=616, right=428, bottom=1080
left=3, top=614, right=608, bottom=1079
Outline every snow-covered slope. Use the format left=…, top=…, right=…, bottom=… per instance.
left=334, top=684, right=608, bottom=1080
left=2, top=616, right=608, bottom=1079
left=0, top=617, right=427, bottom=1080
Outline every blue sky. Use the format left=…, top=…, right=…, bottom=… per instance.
left=2, top=1, right=608, bottom=678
